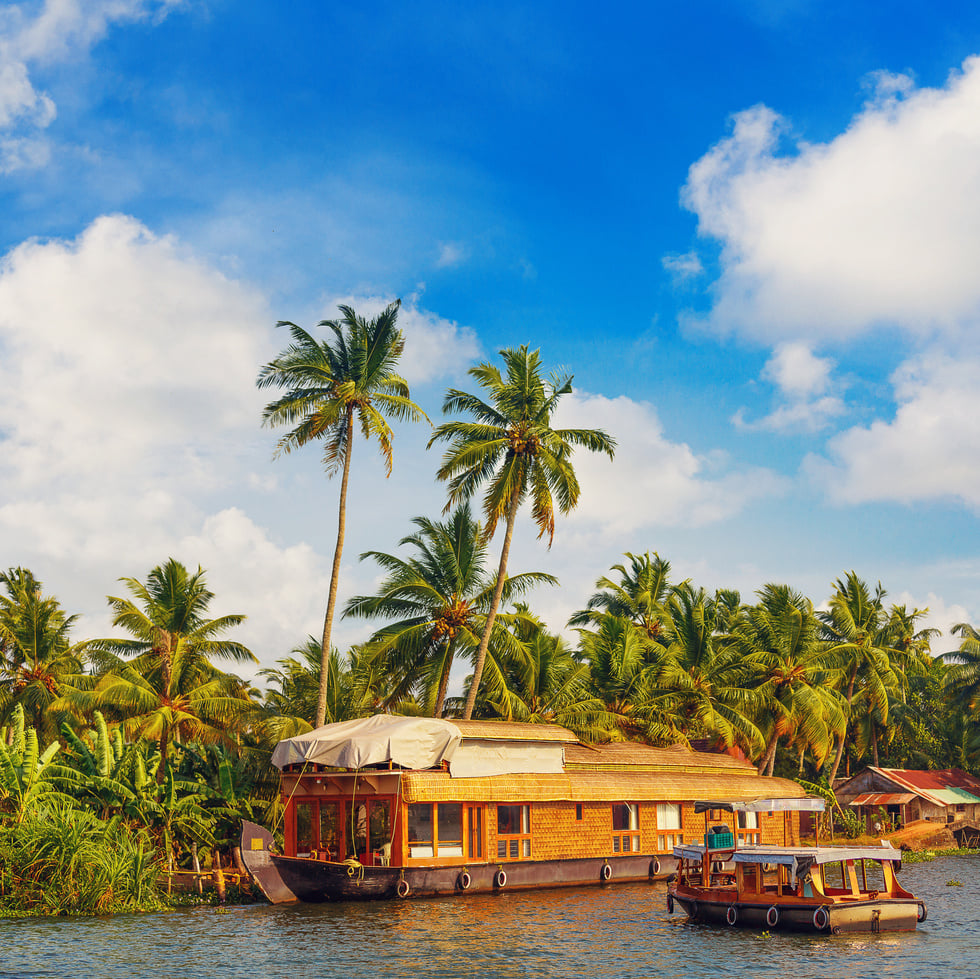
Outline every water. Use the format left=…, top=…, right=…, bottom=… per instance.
left=1, top=856, right=977, bottom=979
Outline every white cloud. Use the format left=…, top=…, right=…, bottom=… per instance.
left=435, top=241, right=467, bottom=268
left=0, top=214, right=269, bottom=495
left=0, top=0, right=179, bottom=172
left=805, top=348, right=980, bottom=506
left=682, top=56, right=980, bottom=343
left=661, top=250, right=703, bottom=283
left=554, top=392, right=787, bottom=534
left=734, top=341, right=845, bottom=432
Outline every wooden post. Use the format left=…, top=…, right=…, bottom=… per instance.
left=232, top=845, right=251, bottom=895
left=191, top=842, right=203, bottom=896
left=212, top=848, right=227, bottom=903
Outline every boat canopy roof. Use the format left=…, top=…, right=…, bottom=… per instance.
left=673, top=841, right=902, bottom=884
left=693, top=797, right=825, bottom=814
left=271, top=716, right=461, bottom=771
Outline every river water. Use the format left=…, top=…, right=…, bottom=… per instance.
left=2, top=856, right=977, bottom=979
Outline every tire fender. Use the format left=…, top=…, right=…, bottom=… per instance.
left=726, top=905, right=737, bottom=926
left=458, top=871, right=471, bottom=891
left=494, top=869, right=507, bottom=888
left=601, top=863, right=612, bottom=881
left=766, top=905, right=779, bottom=928
left=813, top=905, right=829, bottom=930
left=396, top=879, right=410, bottom=899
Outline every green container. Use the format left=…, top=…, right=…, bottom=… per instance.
left=706, top=831, right=734, bottom=849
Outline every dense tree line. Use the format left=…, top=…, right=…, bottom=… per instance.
left=3, top=302, right=977, bottom=913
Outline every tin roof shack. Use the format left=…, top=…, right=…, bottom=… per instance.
left=837, top=767, right=980, bottom=841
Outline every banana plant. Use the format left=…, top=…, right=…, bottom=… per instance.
left=0, top=704, right=76, bottom=822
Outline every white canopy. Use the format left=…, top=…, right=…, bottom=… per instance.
left=271, top=715, right=461, bottom=771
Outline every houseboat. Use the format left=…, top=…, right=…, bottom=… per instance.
left=242, top=715, right=811, bottom=902
left=668, top=799, right=925, bottom=933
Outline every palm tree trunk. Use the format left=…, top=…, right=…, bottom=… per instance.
left=826, top=668, right=857, bottom=785
left=433, top=642, right=454, bottom=719
left=315, top=411, right=354, bottom=728
left=758, top=735, right=778, bottom=776
left=461, top=494, right=519, bottom=720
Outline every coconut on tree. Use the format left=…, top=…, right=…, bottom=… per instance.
left=428, top=345, right=615, bottom=720
left=257, top=301, right=429, bottom=728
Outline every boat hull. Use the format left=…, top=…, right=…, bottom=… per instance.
left=242, top=819, right=676, bottom=902
left=670, top=892, right=921, bottom=933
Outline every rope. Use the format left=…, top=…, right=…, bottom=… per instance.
left=272, top=761, right=310, bottom=836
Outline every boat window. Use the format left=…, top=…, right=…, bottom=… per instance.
left=656, top=803, right=681, bottom=830
left=497, top=804, right=531, bottom=860
left=346, top=802, right=368, bottom=858
left=319, top=802, right=340, bottom=856
left=467, top=805, right=484, bottom=859
left=296, top=802, right=314, bottom=857
left=576, top=804, right=583, bottom=821
left=438, top=804, right=464, bottom=857
left=612, top=803, right=640, bottom=853
left=370, top=800, right=391, bottom=852
left=408, top=803, right=434, bottom=858
left=736, top=809, right=761, bottom=844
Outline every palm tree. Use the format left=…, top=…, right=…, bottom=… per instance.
left=478, top=606, right=613, bottom=740
left=569, top=551, right=681, bottom=641
left=257, top=301, right=429, bottom=728
left=0, top=568, right=83, bottom=740
left=65, top=560, right=257, bottom=778
left=656, top=584, right=766, bottom=756
left=428, top=345, right=615, bottom=719
left=731, top=584, right=844, bottom=776
left=819, top=572, right=899, bottom=782
left=944, top=621, right=980, bottom=712
left=345, top=505, right=556, bottom=717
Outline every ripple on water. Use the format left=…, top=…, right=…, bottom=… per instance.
left=0, top=856, right=977, bottom=979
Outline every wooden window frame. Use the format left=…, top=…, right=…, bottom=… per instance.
left=612, top=802, right=640, bottom=853
left=496, top=804, right=532, bottom=861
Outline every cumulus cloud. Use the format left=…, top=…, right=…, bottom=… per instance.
left=682, top=56, right=980, bottom=343
left=554, top=392, right=787, bottom=534
left=734, top=341, right=845, bottom=432
left=805, top=348, right=980, bottom=506
left=0, top=0, right=179, bottom=172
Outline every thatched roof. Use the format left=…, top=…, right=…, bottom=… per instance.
left=402, top=768, right=806, bottom=805
left=449, top=720, right=578, bottom=743
left=564, top=742, right=754, bottom=773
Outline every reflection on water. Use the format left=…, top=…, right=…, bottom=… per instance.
left=0, top=857, right=977, bottom=979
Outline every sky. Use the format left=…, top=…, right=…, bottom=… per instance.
left=2, top=0, right=980, bottom=686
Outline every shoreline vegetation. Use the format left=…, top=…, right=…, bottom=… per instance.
left=4, top=311, right=979, bottom=916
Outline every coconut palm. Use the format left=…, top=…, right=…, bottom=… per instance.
left=569, top=551, right=681, bottom=641
left=819, top=572, right=898, bottom=782
left=0, top=568, right=83, bottom=740
left=477, top=607, right=612, bottom=740
left=656, top=584, right=766, bottom=756
left=428, top=345, right=615, bottom=719
left=63, top=559, right=256, bottom=778
left=731, top=584, right=845, bottom=775
left=259, top=637, right=389, bottom=738
left=944, top=621, right=980, bottom=713
left=257, top=301, right=429, bottom=728
left=345, top=505, right=556, bottom=717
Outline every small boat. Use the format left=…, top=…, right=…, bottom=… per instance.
left=667, top=798, right=926, bottom=934
left=240, top=715, right=813, bottom=902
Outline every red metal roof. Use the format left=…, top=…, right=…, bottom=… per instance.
left=867, top=768, right=980, bottom=807
left=847, top=792, right=916, bottom=806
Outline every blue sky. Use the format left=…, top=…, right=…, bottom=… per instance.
left=2, top=0, right=979, bottom=678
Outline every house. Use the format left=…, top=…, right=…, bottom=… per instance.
left=836, top=766, right=980, bottom=834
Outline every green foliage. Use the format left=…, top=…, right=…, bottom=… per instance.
left=0, top=803, right=164, bottom=915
